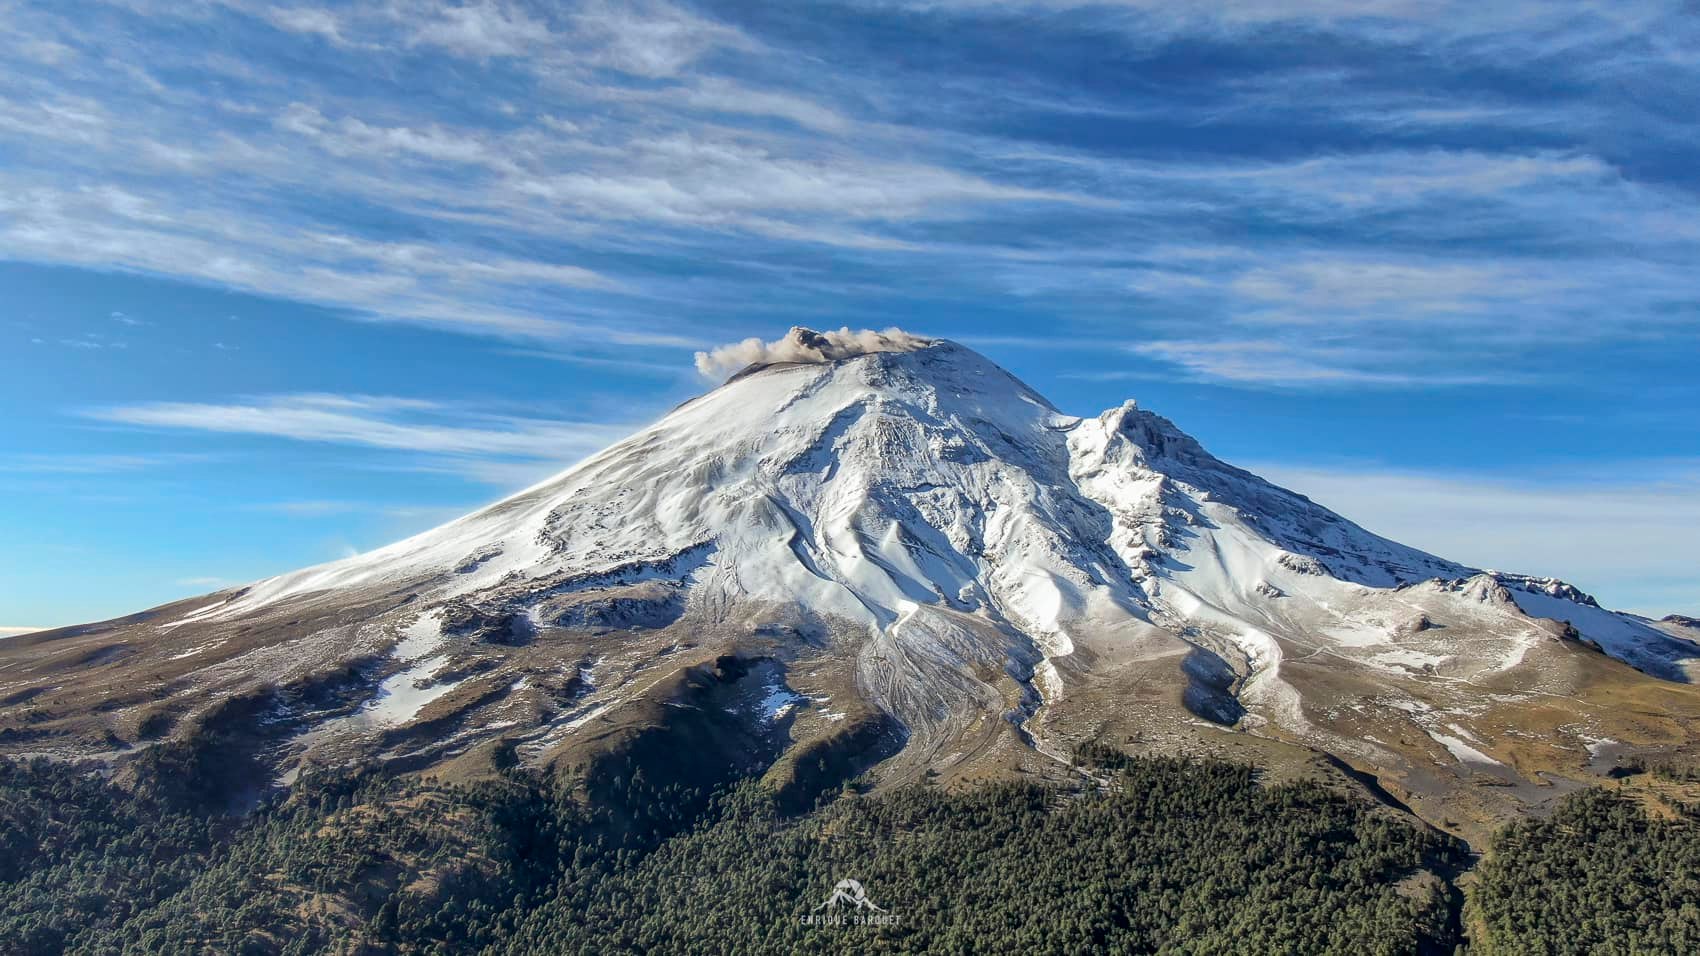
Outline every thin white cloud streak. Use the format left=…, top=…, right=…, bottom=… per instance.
left=1127, top=340, right=1507, bottom=388
left=499, top=348, right=691, bottom=375
left=355, top=454, right=588, bottom=490
left=408, top=1, right=552, bottom=58
left=175, top=575, right=230, bottom=587
left=0, top=179, right=668, bottom=342
left=1227, top=259, right=1566, bottom=315
left=395, top=0, right=755, bottom=74
left=495, top=132, right=1087, bottom=226
left=1255, top=462, right=1700, bottom=616
left=277, top=104, right=509, bottom=167
left=999, top=146, right=1644, bottom=239
left=86, top=393, right=629, bottom=459
left=245, top=500, right=361, bottom=516
left=265, top=7, right=346, bottom=43
left=674, top=79, right=852, bottom=134
left=1045, top=239, right=1694, bottom=385
left=1228, top=151, right=1614, bottom=210
left=435, top=457, right=586, bottom=489
left=894, top=0, right=1685, bottom=59
left=91, top=0, right=752, bottom=73
left=240, top=499, right=466, bottom=519
left=0, top=626, right=49, bottom=639
left=304, top=233, right=615, bottom=291
left=567, top=0, right=755, bottom=76
left=0, top=453, right=211, bottom=473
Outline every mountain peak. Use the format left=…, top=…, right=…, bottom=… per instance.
left=1093, top=399, right=1213, bottom=471
left=694, top=325, right=939, bottom=380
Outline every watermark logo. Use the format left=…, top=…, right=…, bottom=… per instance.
left=799, top=877, right=901, bottom=927
left=817, top=878, right=885, bottom=913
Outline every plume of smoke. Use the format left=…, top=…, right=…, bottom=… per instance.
left=694, top=326, right=936, bottom=380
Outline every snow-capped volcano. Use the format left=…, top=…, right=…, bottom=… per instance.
left=4, top=328, right=1697, bottom=838
left=218, top=331, right=1464, bottom=618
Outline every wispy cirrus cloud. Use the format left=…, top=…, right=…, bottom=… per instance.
left=890, top=0, right=1683, bottom=54
left=275, top=104, right=507, bottom=167
left=0, top=0, right=1695, bottom=387
left=567, top=0, right=753, bottom=76
left=86, top=392, right=629, bottom=460
left=72, top=392, right=643, bottom=489
left=409, top=1, right=553, bottom=58
left=264, top=7, right=347, bottom=44
left=175, top=575, right=230, bottom=588
left=0, top=1, right=1083, bottom=350
left=242, top=499, right=461, bottom=520
left=0, top=453, right=199, bottom=474
left=1121, top=340, right=1508, bottom=388
left=244, top=500, right=363, bottom=516
left=1226, top=258, right=1564, bottom=316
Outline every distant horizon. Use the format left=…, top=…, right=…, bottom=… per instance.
left=4, top=1, right=1698, bottom=625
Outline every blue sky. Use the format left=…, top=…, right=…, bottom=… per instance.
left=2, top=0, right=1697, bottom=630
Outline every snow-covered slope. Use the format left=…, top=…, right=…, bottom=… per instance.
left=202, top=330, right=1695, bottom=691
left=5, top=328, right=1697, bottom=825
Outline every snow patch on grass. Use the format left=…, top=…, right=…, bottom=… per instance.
left=395, top=610, right=445, bottom=660
left=361, top=656, right=460, bottom=726
left=760, top=680, right=804, bottom=720
left=1427, top=728, right=1501, bottom=766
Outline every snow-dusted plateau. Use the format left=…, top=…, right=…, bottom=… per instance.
left=4, top=328, right=1697, bottom=841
